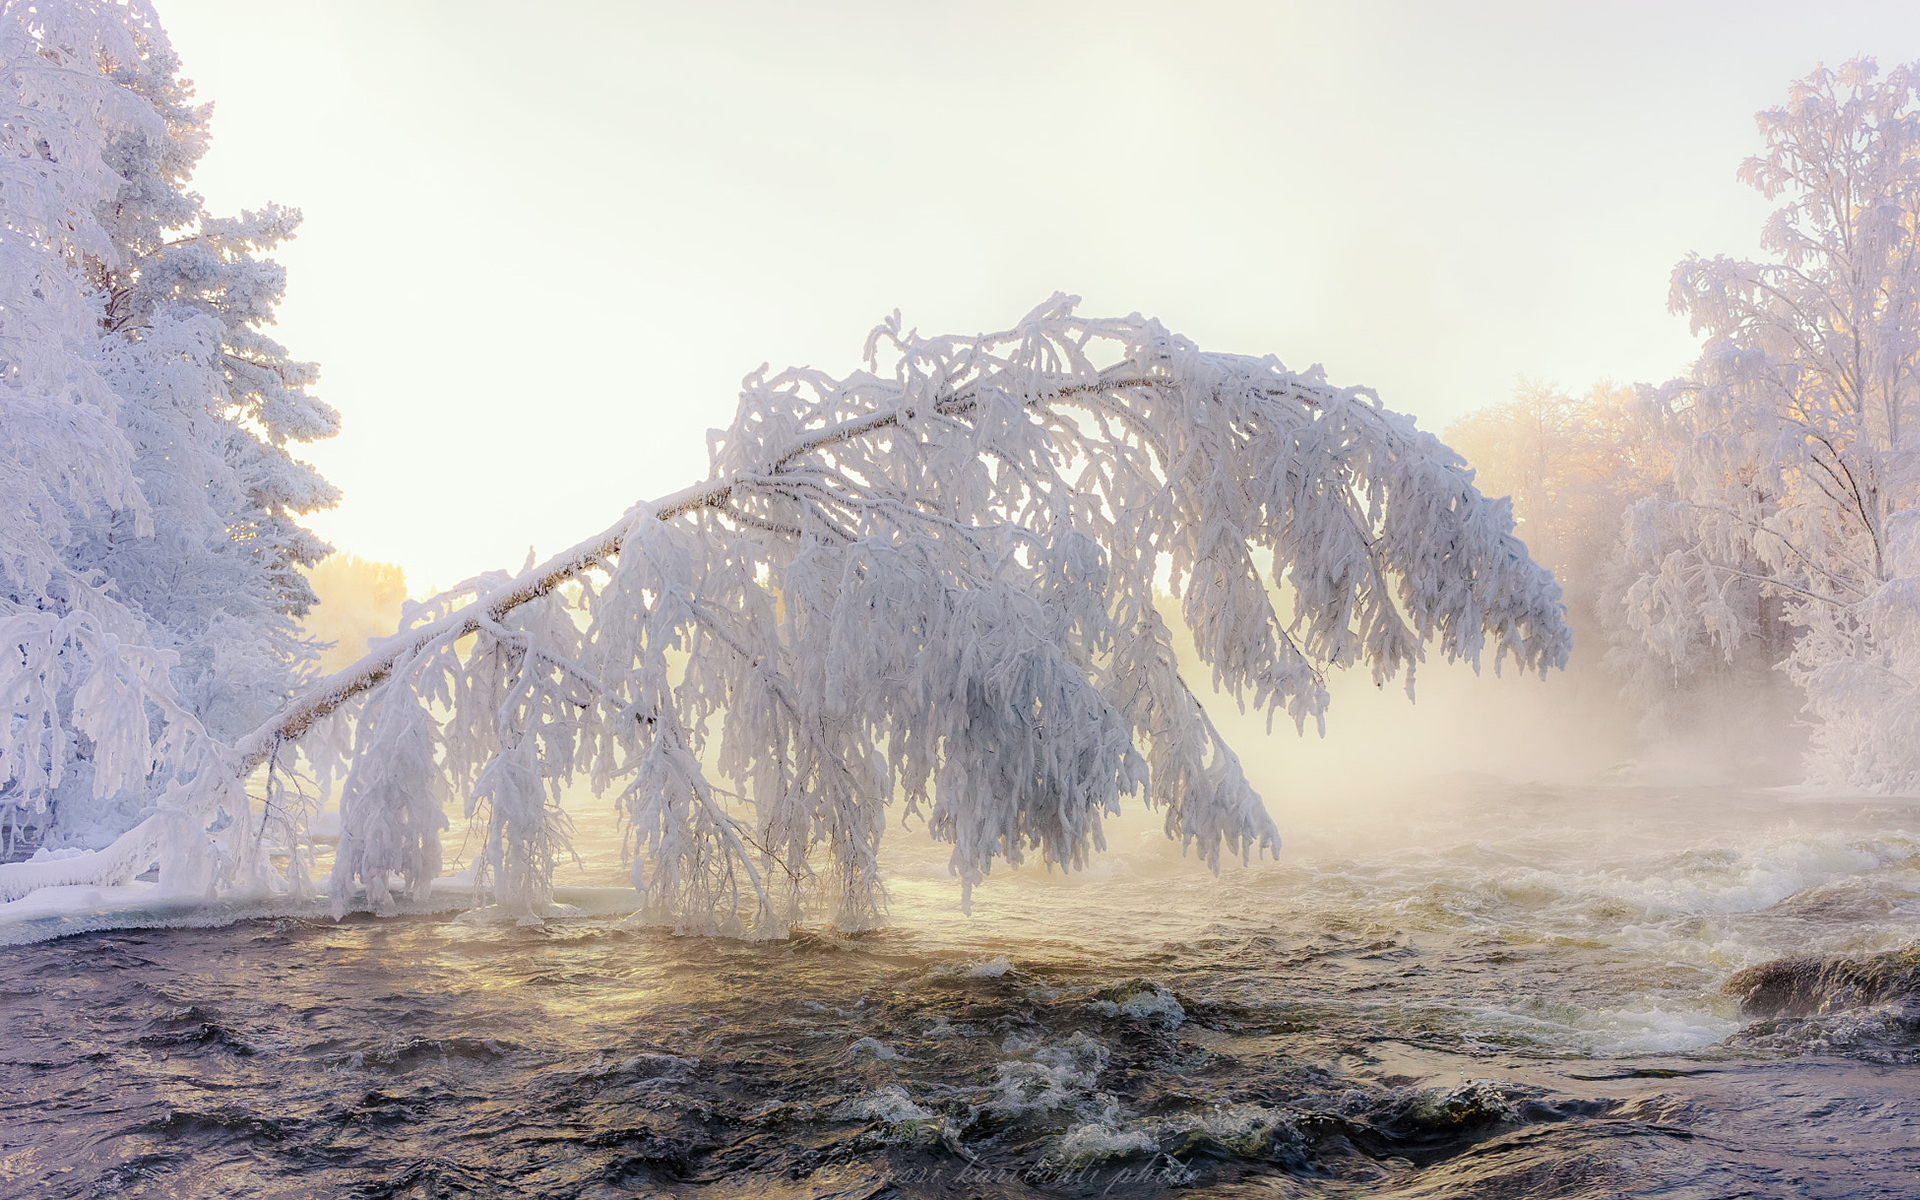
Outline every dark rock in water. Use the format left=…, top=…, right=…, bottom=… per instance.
left=1372, top=1081, right=1517, bottom=1140
left=1722, top=946, right=1920, bottom=1018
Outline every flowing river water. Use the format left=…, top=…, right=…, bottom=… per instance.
left=2, top=777, right=1918, bottom=1198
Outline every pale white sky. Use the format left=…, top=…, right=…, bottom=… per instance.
left=161, top=1, right=1920, bottom=591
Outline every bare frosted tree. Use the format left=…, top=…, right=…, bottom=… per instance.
left=1626, top=59, right=1920, bottom=790
left=5, top=297, right=1569, bottom=930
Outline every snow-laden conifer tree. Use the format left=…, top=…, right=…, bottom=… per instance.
left=1, top=0, right=336, bottom=857
left=1625, top=59, right=1920, bottom=791
left=4, top=294, right=1570, bottom=932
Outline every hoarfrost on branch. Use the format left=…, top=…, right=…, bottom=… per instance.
left=6, top=296, right=1571, bottom=931
left=2, top=0, right=335, bottom=889
left=1624, top=58, right=1920, bottom=790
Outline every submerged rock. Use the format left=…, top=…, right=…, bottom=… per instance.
left=1086, top=978, right=1187, bottom=1027
left=1722, top=946, right=1920, bottom=1019
left=1373, top=1081, right=1518, bottom=1139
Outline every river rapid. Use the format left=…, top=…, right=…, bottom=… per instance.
left=2, top=778, right=1917, bottom=1198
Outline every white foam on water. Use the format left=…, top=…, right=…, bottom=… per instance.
left=1466, top=998, right=1739, bottom=1056
left=1570, top=1004, right=1743, bottom=1054
left=1100, top=983, right=1186, bottom=1027
left=986, top=1031, right=1115, bottom=1120
left=833, top=1085, right=934, bottom=1124
left=1582, top=835, right=1899, bottom=918
left=846, top=1036, right=909, bottom=1061
left=580, top=1053, right=698, bottom=1085
left=1054, top=1122, right=1155, bottom=1163
left=924, top=1015, right=977, bottom=1040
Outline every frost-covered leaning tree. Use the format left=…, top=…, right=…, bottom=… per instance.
left=1624, top=58, right=1920, bottom=790
left=1, top=0, right=336, bottom=856
left=5, top=295, right=1570, bottom=932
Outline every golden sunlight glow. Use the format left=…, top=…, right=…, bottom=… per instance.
left=158, top=1, right=1918, bottom=593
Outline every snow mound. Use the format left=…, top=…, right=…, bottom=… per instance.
left=308, top=810, right=342, bottom=845
left=27, top=847, right=89, bottom=862
left=0, top=879, right=641, bottom=947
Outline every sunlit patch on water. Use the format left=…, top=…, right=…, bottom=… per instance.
left=2, top=780, right=1918, bottom=1196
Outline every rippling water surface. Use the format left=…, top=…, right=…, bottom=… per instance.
left=3, top=779, right=1918, bottom=1198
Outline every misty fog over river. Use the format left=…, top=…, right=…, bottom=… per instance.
left=4, top=778, right=1916, bottom=1199
left=13, top=0, right=1920, bottom=1196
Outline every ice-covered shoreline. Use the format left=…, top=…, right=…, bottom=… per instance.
left=0, top=878, right=644, bottom=948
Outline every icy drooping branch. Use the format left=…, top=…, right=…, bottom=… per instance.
left=3, top=297, right=1570, bottom=928
left=230, top=372, right=1315, bottom=770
